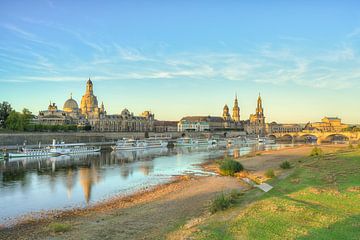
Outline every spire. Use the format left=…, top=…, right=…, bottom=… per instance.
left=70, top=92, right=72, bottom=99
left=256, top=92, right=263, bottom=115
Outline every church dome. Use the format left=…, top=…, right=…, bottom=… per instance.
left=63, top=94, right=79, bottom=113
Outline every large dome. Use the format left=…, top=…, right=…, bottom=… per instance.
left=63, top=95, right=79, bottom=113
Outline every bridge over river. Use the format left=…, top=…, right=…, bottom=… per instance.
left=268, top=131, right=360, bottom=144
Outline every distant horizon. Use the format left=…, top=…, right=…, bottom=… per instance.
left=1, top=1, right=359, bottom=124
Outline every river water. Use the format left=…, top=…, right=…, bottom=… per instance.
left=0, top=143, right=293, bottom=224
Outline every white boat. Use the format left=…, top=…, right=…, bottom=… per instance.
left=196, top=138, right=217, bottom=146
left=49, top=140, right=101, bottom=155
left=176, top=137, right=197, bottom=147
left=8, top=147, right=54, bottom=158
left=146, top=137, right=169, bottom=148
left=112, top=138, right=168, bottom=151
left=258, top=137, right=276, bottom=144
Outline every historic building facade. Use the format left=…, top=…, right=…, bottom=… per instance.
left=304, top=117, right=348, bottom=132
left=37, top=79, right=155, bottom=132
left=244, top=94, right=267, bottom=136
left=177, top=95, right=244, bottom=132
left=266, top=122, right=303, bottom=134
left=177, top=116, right=225, bottom=132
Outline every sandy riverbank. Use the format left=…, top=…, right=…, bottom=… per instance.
left=0, top=144, right=347, bottom=240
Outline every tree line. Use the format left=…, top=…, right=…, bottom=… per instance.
left=0, top=101, right=90, bottom=132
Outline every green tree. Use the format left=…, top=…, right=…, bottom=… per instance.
left=0, top=101, right=12, bottom=128
left=22, top=108, right=33, bottom=130
left=5, top=111, right=24, bottom=131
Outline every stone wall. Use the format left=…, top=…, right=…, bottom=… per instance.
left=0, top=131, right=246, bottom=147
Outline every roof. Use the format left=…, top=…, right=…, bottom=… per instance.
left=154, top=121, right=178, bottom=126
left=180, top=116, right=224, bottom=123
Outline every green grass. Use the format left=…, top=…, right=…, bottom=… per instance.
left=192, top=149, right=360, bottom=240
left=48, top=222, right=72, bottom=233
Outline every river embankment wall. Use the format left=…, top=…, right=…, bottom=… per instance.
left=0, top=131, right=245, bottom=147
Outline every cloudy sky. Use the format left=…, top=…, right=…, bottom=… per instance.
left=1, top=0, right=360, bottom=123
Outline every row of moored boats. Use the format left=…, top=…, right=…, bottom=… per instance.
left=1, top=136, right=275, bottom=160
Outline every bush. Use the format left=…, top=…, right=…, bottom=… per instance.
left=280, top=161, right=291, bottom=169
left=265, top=169, right=275, bottom=178
left=219, top=159, right=244, bottom=176
left=210, top=191, right=242, bottom=214
left=349, top=143, right=354, bottom=149
left=310, top=147, right=323, bottom=157
left=48, top=222, right=71, bottom=233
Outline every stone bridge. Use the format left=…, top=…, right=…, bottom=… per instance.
left=268, top=131, right=360, bottom=144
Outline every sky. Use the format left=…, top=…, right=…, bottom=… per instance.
left=1, top=0, right=360, bottom=123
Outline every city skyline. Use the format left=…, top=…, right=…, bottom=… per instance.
left=1, top=1, right=360, bottom=123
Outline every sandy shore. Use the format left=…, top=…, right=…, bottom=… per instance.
left=0, top=144, right=346, bottom=240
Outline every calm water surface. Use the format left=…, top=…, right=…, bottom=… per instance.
left=0, top=143, right=292, bottom=223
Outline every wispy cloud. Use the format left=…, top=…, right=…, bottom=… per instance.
left=347, top=27, right=360, bottom=38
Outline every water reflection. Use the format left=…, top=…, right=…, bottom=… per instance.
left=0, top=143, right=294, bottom=223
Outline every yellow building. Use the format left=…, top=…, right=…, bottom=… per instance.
left=232, top=94, right=240, bottom=122
left=37, top=78, right=154, bottom=132
left=306, top=117, right=348, bottom=132
left=245, top=94, right=266, bottom=136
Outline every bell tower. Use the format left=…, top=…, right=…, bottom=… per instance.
left=232, top=93, right=240, bottom=122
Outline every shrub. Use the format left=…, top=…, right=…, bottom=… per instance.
left=349, top=143, right=354, bottom=149
left=48, top=222, right=71, bottom=233
left=280, top=161, right=292, bottom=169
left=219, top=159, right=244, bottom=176
left=210, top=191, right=242, bottom=214
left=210, top=193, right=231, bottom=213
left=310, top=146, right=323, bottom=157
left=265, top=169, right=275, bottom=178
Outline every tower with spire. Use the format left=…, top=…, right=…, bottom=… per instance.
left=232, top=93, right=240, bottom=122
left=248, top=93, right=266, bottom=136
left=222, top=104, right=231, bottom=121
left=256, top=93, right=264, bottom=117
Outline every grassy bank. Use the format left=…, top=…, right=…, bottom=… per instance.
left=189, top=149, right=360, bottom=239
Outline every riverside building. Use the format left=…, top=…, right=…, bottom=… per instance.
left=37, top=78, right=155, bottom=132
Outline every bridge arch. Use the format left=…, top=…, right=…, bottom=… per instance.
left=297, top=134, right=318, bottom=143
left=324, top=134, right=349, bottom=143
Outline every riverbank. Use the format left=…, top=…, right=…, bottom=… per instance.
left=0, top=144, right=350, bottom=239
left=170, top=144, right=360, bottom=239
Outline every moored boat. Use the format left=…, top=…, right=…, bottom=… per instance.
left=112, top=138, right=167, bottom=151
left=49, top=140, right=101, bottom=155
left=8, top=147, right=54, bottom=159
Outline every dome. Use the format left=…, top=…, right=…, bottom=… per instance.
left=121, top=108, right=130, bottom=116
left=63, top=94, right=79, bottom=113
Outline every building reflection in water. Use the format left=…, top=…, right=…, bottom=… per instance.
left=139, top=161, right=154, bottom=176
left=66, top=169, right=76, bottom=199
left=79, top=166, right=100, bottom=203
left=233, top=148, right=240, bottom=159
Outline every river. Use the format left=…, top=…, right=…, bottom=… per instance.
left=0, top=143, right=293, bottom=224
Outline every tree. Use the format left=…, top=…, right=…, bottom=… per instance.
left=5, top=111, right=24, bottom=131
left=22, top=108, right=33, bottom=130
left=0, top=102, right=12, bottom=128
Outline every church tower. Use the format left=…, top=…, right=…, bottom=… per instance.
left=223, top=104, right=231, bottom=121
left=256, top=93, right=264, bottom=117
left=232, top=94, right=240, bottom=122
left=80, top=78, right=99, bottom=115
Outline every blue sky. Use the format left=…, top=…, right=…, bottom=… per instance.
left=1, top=0, right=360, bottom=123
